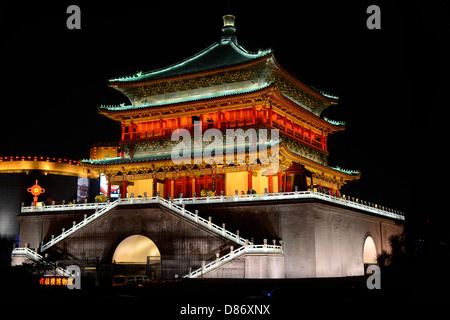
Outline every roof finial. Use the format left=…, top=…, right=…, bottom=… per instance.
left=221, top=15, right=237, bottom=43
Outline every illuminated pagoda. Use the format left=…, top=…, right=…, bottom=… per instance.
left=83, top=15, right=359, bottom=199
left=14, top=15, right=403, bottom=281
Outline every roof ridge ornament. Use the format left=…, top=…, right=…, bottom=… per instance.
left=221, top=14, right=237, bottom=43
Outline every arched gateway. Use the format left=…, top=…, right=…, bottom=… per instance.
left=363, top=236, right=378, bottom=273
left=112, top=235, right=161, bottom=279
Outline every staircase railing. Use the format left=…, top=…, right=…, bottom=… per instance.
left=185, top=244, right=283, bottom=278
left=22, top=191, right=405, bottom=221
left=11, top=247, right=70, bottom=276
left=39, top=196, right=249, bottom=253
left=40, top=199, right=120, bottom=252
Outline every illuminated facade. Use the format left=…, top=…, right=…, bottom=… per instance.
left=12, top=15, right=404, bottom=282
left=82, top=15, right=359, bottom=199
left=0, top=156, right=97, bottom=237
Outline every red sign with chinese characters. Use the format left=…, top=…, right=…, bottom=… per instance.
left=39, top=276, right=71, bottom=287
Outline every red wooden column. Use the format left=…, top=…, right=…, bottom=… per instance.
left=192, top=175, right=196, bottom=196
left=321, top=131, right=325, bottom=150
left=268, top=170, right=273, bottom=193
left=247, top=170, right=252, bottom=192
left=107, top=178, right=112, bottom=200
left=170, top=178, right=175, bottom=199
left=121, top=124, right=126, bottom=140
left=262, top=106, right=267, bottom=124
left=217, top=112, right=222, bottom=129
left=121, top=180, right=128, bottom=198
left=277, top=172, right=282, bottom=192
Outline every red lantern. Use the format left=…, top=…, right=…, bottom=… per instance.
left=27, top=180, right=45, bottom=207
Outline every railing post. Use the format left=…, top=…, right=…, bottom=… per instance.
left=234, top=190, right=238, bottom=201
left=208, top=216, right=212, bottom=230
left=181, top=203, right=185, bottom=216
left=222, top=223, right=226, bottom=236
left=221, top=190, right=224, bottom=202
left=195, top=210, right=199, bottom=223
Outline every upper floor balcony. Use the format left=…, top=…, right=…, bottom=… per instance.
left=120, top=115, right=328, bottom=153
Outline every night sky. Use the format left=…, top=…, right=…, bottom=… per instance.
left=0, top=2, right=444, bottom=246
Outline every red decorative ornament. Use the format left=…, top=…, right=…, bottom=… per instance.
left=27, top=180, right=45, bottom=206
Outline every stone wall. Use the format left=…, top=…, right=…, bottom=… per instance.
left=17, top=198, right=403, bottom=279
left=204, top=254, right=284, bottom=278
left=187, top=198, right=404, bottom=278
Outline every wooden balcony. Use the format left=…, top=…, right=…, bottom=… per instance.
left=120, top=116, right=327, bottom=153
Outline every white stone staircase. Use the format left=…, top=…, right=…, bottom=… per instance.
left=38, top=196, right=249, bottom=253
left=11, top=247, right=70, bottom=276
left=184, top=243, right=283, bottom=278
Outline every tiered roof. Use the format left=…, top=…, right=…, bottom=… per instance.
left=101, top=15, right=339, bottom=119
left=108, top=40, right=272, bottom=84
